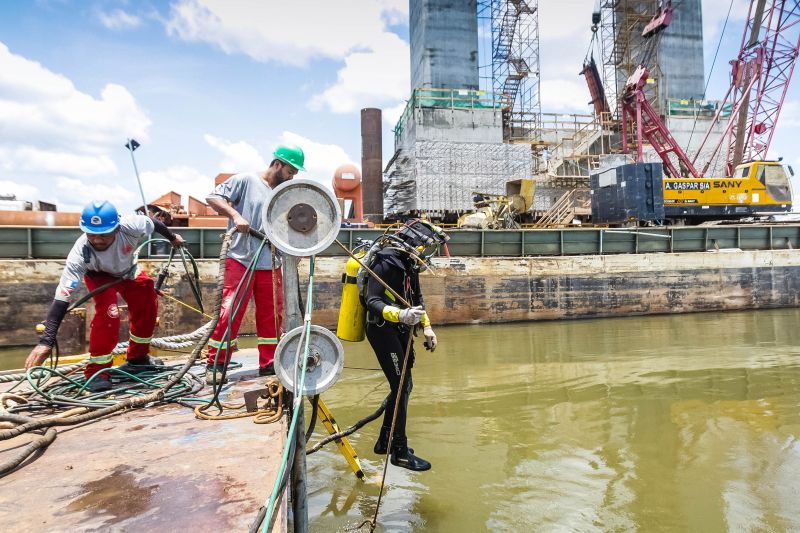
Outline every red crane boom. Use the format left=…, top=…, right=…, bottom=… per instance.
left=623, top=0, right=800, bottom=178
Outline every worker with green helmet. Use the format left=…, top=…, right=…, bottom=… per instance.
left=204, top=144, right=305, bottom=384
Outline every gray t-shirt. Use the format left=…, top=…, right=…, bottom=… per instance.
left=209, top=173, right=278, bottom=270
left=55, top=215, right=154, bottom=302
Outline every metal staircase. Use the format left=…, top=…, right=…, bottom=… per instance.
left=533, top=189, right=581, bottom=228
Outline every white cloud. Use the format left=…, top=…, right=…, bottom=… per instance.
left=308, top=32, right=409, bottom=114
left=279, top=131, right=355, bottom=190
left=776, top=100, right=800, bottom=128
left=0, top=146, right=116, bottom=176
left=539, top=1, right=596, bottom=42
left=166, top=0, right=400, bottom=65
left=140, top=165, right=213, bottom=203
left=201, top=131, right=354, bottom=192
left=0, top=42, right=152, bottom=211
left=204, top=134, right=267, bottom=174
left=377, top=0, right=408, bottom=25
left=165, top=0, right=410, bottom=113
left=203, top=131, right=355, bottom=190
left=0, top=43, right=151, bottom=153
left=540, top=78, right=593, bottom=114
left=97, top=9, right=142, bottom=30
left=702, top=0, right=749, bottom=45
left=55, top=176, right=137, bottom=212
left=0, top=180, right=40, bottom=202
left=383, top=102, right=407, bottom=128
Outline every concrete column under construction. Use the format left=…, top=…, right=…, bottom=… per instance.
left=360, top=108, right=383, bottom=222
left=410, top=0, right=479, bottom=90
left=660, top=0, right=705, bottom=101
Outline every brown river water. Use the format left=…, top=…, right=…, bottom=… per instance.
left=305, top=310, right=800, bottom=532
left=2, top=309, right=799, bottom=531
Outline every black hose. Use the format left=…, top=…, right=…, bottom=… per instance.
left=66, top=264, right=135, bottom=312
left=203, top=236, right=265, bottom=410
left=178, top=247, right=204, bottom=313
left=306, top=397, right=388, bottom=455
left=305, top=395, right=319, bottom=443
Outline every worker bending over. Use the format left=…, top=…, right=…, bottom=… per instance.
left=25, top=200, right=185, bottom=392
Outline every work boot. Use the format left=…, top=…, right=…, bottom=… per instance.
left=117, top=355, right=164, bottom=375
left=205, top=365, right=227, bottom=385
left=85, top=375, right=113, bottom=393
left=390, top=447, right=431, bottom=472
left=374, top=427, right=413, bottom=455
left=259, top=363, right=275, bottom=377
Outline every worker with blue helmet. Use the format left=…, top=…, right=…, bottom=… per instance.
left=80, top=200, right=121, bottom=234
left=25, top=200, right=185, bottom=392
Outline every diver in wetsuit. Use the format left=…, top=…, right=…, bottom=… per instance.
left=364, top=219, right=449, bottom=472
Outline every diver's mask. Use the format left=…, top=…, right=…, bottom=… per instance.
left=394, top=219, right=450, bottom=266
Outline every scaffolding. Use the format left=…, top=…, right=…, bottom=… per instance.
left=477, top=0, right=542, bottom=142
left=599, top=0, right=662, bottom=117
left=384, top=141, right=533, bottom=217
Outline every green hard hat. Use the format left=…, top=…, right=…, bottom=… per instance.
left=273, top=144, right=306, bottom=171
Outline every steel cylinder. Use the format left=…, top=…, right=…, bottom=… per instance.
left=360, top=108, right=383, bottom=223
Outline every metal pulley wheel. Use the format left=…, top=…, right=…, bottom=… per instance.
left=274, top=324, right=345, bottom=396
left=263, top=178, right=341, bottom=256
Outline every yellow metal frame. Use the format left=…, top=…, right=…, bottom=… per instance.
left=314, top=398, right=364, bottom=480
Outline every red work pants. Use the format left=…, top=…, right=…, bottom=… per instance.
left=207, top=258, right=283, bottom=369
left=84, top=270, right=158, bottom=380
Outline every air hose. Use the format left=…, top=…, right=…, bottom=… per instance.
left=306, top=397, right=387, bottom=455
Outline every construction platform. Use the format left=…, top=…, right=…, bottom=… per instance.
left=0, top=349, right=287, bottom=532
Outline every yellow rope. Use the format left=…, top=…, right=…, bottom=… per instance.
left=159, top=291, right=214, bottom=319
left=194, top=377, right=284, bottom=424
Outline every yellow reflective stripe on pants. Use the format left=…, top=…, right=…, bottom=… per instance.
left=208, top=338, right=238, bottom=349
left=129, top=333, right=152, bottom=344
left=257, top=337, right=278, bottom=345
left=88, top=354, right=114, bottom=365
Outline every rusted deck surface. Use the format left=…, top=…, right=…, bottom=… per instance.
left=0, top=349, right=287, bottom=532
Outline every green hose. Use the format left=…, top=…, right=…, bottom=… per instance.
left=261, top=256, right=316, bottom=532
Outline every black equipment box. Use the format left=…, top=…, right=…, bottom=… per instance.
left=590, top=162, right=664, bottom=224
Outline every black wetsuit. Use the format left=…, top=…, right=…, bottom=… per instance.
left=364, top=248, right=424, bottom=451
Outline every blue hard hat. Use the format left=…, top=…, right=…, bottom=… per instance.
left=80, top=201, right=120, bottom=234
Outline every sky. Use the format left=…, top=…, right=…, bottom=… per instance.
left=0, top=0, right=798, bottom=214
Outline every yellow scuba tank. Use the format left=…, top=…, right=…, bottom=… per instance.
left=336, top=252, right=366, bottom=342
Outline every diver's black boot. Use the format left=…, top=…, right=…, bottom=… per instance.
left=390, top=447, right=431, bottom=472
left=374, top=427, right=414, bottom=455
left=373, top=426, right=391, bottom=455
